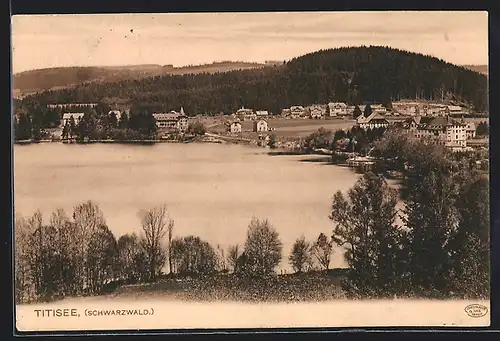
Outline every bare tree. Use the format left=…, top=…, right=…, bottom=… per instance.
left=50, top=208, right=78, bottom=296
left=167, top=219, right=174, bottom=274
left=227, top=244, right=240, bottom=272
left=311, top=233, right=334, bottom=270
left=289, top=236, right=312, bottom=273
left=72, top=201, right=106, bottom=293
left=216, top=244, right=227, bottom=272
left=14, top=212, right=34, bottom=304
left=138, top=204, right=171, bottom=281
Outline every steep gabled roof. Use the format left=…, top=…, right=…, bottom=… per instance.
left=62, top=112, right=85, bottom=119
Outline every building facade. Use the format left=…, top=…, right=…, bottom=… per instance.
left=153, top=111, right=188, bottom=132
left=464, top=121, right=476, bottom=139
left=61, top=113, right=85, bottom=126
left=308, top=105, right=324, bottom=119
left=253, top=119, right=268, bottom=132
left=327, top=102, right=348, bottom=116
left=227, top=121, right=242, bottom=134
left=235, top=107, right=256, bottom=121
left=255, top=110, right=269, bottom=118
left=402, top=116, right=467, bottom=148
left=356, top=112, right=390, bottom=130
left=289, top=106, right=306, bottom=118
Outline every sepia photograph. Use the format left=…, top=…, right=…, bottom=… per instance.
left=12, top=11, right=490, bottom=332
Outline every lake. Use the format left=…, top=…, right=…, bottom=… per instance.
left=14, top=142, right=363, bottom=271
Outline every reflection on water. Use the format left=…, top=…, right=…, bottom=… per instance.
left=14, top=143, right=363, bottom=271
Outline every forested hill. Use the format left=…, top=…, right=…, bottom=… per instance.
left=12, top=62, right=268, bottom=97
left=21, top=46, right=488, bottom=114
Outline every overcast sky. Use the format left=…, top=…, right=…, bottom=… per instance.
left=11, top=11, right=488, bottom=74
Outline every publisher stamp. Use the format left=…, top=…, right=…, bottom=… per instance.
left=464, top=304, right=488, bottom=318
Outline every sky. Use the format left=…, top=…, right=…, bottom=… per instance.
left=11, top=11, right=488, bottom=74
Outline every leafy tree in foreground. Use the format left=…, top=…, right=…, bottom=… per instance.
left=267, top=133, right=277, bottom=149
left=476, top=121, right=489, bottom=136
left=303, top=128, right=333, bottom=152
left=311, top=233, right=333, bottom=270
left=117, top=233, right=144, bottom=282
left=187, top=121, right=206, bottom=136
left=289, top=236, right=312, bottom=273
left=170, top=235, right=218, bottom=274
left=448, top=176, right=489, bottom=298
left=330, top=172, right=403, bottom=298
left=15, top=113, right=32, bottom=141
left=243, top=218, right=283, bottom=277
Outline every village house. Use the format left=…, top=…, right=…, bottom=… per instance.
left=152, top=108, right=188, bottom=132
left=253, top=119, right=268, bottom=132
left=235, top=107, right=256, bottom=121
left=281, top=108, right=292, bottom=118
left=308, top=105, right=324, bottom=119
left=61, top=112, right=85, bottom=126
left=356, top=112, right=390, bottom=130
left=327, top=102, right=348, bottom=116
left=227, top=120, right=242, bottom=134
left=255, top=110, right=269, bottom=118
left=289, top=106, right=306, bottom=119
left=446, top=105, right=469, bottom=117
left=392, top=102, right=419, bottom=116
left=370, top=104, right=388, bottom=115
left=402, top=116, right=467, bottom=149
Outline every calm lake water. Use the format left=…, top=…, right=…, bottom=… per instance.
left=14, top=142, right=363, bottom=271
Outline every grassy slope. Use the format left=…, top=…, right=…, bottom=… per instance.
left=462, top=65, right=488, bottom=76
left=13, top=62, right=268, bottom=96
left=107, top=270, right=348, bottom=302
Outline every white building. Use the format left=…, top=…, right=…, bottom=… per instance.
left=402, top=116, right=467, bottom=148
left=227, top=120, right=242, bottom=134
left=235, top=107, right=256, bottom=121
left=370, top=104, right=388, bottom=115
left=464, top=121, right=476, bottom=139
left=356, top=112, right=390, bottom=130
left=328, top=102, right=348, bottom=116
left=153, top=110, right=188, bottom=132
left=308, top=105, right=324, bottom=119
left=281, top=108, right=292, bottom=118
left=253, top=119, right=268, bottom=132
left=61, top=113, right=85, bottom=126
left=255, top=110, right=269, bottom=118
left=290, top=106, right=306, bottom=118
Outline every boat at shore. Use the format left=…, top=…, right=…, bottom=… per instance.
left=346, top=155, right=376, bottom=166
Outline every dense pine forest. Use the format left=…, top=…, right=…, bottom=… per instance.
left=18, top=46, right=488, bottom=115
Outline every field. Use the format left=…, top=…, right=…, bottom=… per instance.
left=200, top=116, right=357, bottom=139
